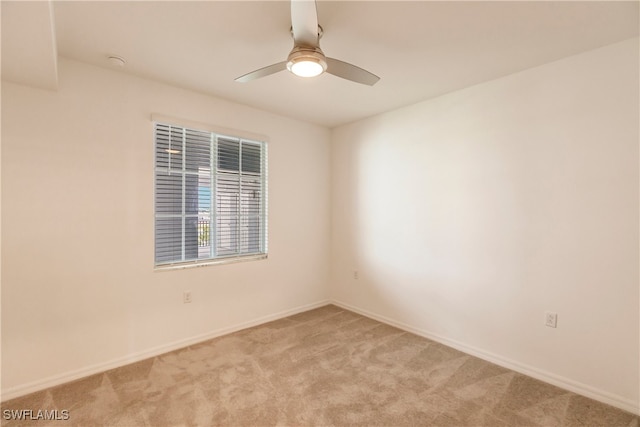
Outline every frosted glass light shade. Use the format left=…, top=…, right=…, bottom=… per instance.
left=290, top=59, right=325, bottom=77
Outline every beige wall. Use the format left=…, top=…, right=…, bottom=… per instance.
left=330, top=38, right=639, bottom=412
left=1, top=59, right=331, bottom=396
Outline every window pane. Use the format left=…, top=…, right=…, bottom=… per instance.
left=198, top=172, right=211, bottom=213
left=242, top=142, right=261, bottom=174
left=155, top=125, right=170, bottom=168
left=155, top=217, right=182, bottom=263
left=218, top=138, right=240, bottom=171
left=155, top=172, right=182, bottom=215
left=156, top=125, right=184, bottom=171
left=184, top=216, right=198, bottom=260
left=185, top=129, right=210, bottom=172
left=216, top=214, right=237, bottom=256
left=197, top=215, right=211, bottom=259
left=216, top=171, right=239, bottom=255
left=185, top=174, right=198, bottom=216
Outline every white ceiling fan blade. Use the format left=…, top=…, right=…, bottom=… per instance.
left=235, top=61, right=287, bottom=83
left=325, top=57, right=380, bottom=86
left=291, top=0, right=319, bottom=48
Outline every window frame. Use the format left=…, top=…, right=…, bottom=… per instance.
left=152, top=115, right=268, bottom=270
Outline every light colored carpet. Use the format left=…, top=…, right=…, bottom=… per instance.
left=2, top=304, right=638, bottom=426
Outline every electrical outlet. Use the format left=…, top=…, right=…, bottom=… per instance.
left=545, top=311, right=557, bottom=328
left=183, top=291, right=192, bottom=304
left=353, top=270, right=359, bottom=280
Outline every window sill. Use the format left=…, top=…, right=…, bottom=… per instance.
left=154, top=253, right=268, bottom=272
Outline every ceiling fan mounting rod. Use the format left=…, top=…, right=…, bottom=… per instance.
left=290, top=24, right=323, bottom=41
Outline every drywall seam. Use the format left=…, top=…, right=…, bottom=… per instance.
left=331, top=299, right=640, bottom=416
left=0, top=299, right=331, bottom=402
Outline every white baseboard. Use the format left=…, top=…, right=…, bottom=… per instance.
left=1, top=299, right=331, bottom=402
left=331, top=299, right=640, bottom=416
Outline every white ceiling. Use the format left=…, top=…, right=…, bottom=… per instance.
left=3, top=1, right=639, bottom=128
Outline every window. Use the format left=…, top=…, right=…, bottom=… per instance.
left=154, top=122, right=267, bottom=267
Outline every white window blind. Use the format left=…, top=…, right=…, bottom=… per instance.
left=154, top=122, right=267, bottom=267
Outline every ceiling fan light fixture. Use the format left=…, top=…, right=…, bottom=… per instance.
left=289, top=59, right=324, bottom=77
left=286, top=48, right=327, bottom=78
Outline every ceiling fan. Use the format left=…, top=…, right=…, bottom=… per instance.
left=235, top=0, right=379, bottom=86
